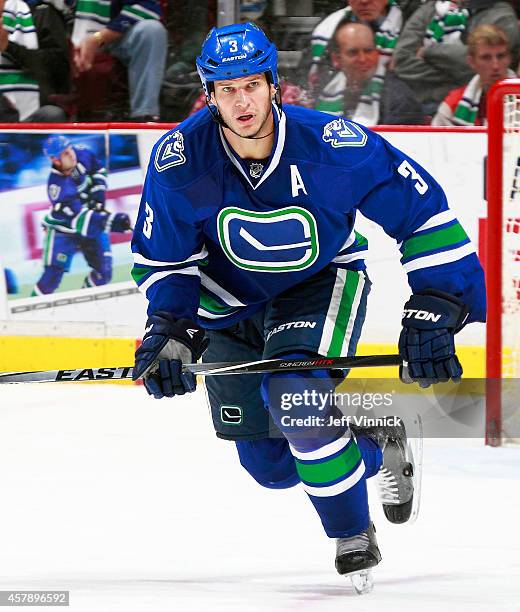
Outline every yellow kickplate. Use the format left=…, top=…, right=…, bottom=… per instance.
left=0, top=336, right=136, bottom=384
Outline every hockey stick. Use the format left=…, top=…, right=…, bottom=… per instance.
left=0, top=354, right=401, bottom=384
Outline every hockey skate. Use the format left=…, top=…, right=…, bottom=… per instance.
left=335, top=523, right=381, bottom=595
left=352, top=416, right=423, bottom=524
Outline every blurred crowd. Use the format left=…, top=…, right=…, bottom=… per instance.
left=0, top=0, right=519, bottom=126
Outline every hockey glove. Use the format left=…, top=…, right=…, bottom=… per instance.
left=106, top=212, right=132, bottom=233
left=87, top=200, right=106, bottom=212
left=133, top=312, right=209, bottom=399
left=398, top=289, right=469, bottom=388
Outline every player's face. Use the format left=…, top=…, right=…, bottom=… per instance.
left=349, top=0, right=388, bottom=22
left=211, top=74, right=276, bottom=138
left=54, top=146, right=77, bottom=172
left=468, top=43, right=510, bottom=90
left=333, top=24, right=379, bottom=84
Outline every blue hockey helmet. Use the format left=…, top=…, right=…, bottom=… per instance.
left=43, top=135, right=72, bottom=158
left=196, top=22, right=279, bottom=97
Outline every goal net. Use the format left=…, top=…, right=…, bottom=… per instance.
left=486, top=79, right=520, bottom=446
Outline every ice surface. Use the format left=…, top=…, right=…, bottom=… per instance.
left=0, top=384, right=519, bottom=611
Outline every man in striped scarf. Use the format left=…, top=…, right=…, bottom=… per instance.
left=72, top=0, right=167, bottom=121
left=308, top=0, right=403, bottom=95
left=394, top=0, right=518, bottom=117
left=432, top=24, right=515, bottom=125
left=315, top=20, right=423, bottom=125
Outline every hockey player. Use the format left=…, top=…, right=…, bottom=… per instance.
left=131, top=23, right=486, bottom=585
left=33, top=136, right=131, bottom=295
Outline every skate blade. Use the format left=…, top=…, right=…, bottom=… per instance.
left=347, top=569, right=374, bottom=595
left=406, top=413, right=423, bottom=524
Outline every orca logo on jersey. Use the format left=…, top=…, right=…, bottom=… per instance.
left=48, top=184, right=61, bottom=201
left=322, top=119, right=367, bottom=148
left=217, top=206, right=319, bottom=272
left=154, top=131, right=186, bottom=172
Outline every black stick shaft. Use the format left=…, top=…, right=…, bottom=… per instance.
left=0, top=354, right=401, bottom=384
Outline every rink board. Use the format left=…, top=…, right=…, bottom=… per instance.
left=0, top=333, right=485, bottom=381
left=0, top=125, right=488, bottom=374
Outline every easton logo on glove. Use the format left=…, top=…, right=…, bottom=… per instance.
left=132, top=312, right=209, bottom=399
left=398, top=289, right=469, bottom=388
left=402, top=309, right=442, bottom=323
left=400, top=289, right=469, bottom=332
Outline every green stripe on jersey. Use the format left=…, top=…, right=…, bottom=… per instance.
left=75, top=210, right=87, bottom=235
left=132, top=264, right=202, bottom=286
left=131, top=266, right=152, bottom=284
left=0, top=73, right=38, bottom=86
left=311, top=43, right=326, bottom=58
left=401, top=222, right=469, bottom=260
left=315, top=98, right=342, bottom=113
left=3, top=14, right=34, bottom=29
left=199, top=291, right=236, bottom=315
left=354, top=231, right=368, bottom=248
left=43, top=228, right=55, bottom=267
left=43, top=215, right=71, bottom=229
left=75, top=0, right=111, bottom=18
left=328, top=270, right=360, bottom=357
left=295, top=441, right=362, bottom=484
left=122, top=5, right=159, bottom=19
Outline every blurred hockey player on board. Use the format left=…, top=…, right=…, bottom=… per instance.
left=130, top=23, right=486, bottom=588
left=33, top=135, right=131, bottom=295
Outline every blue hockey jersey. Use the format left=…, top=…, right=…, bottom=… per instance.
left=131, top=105, right=486, bottom=329
left=43, top=145, right=107, bottom=235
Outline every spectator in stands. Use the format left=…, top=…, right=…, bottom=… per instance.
left=308, top=0, right=406, bottom=93
left=432, top=24, right=515, bottom=125
left=466, top=0, right=520, bottom=64
left=315, top=21, right=423, bottom=124
left=393, top=0, right=519, bottom=117
left=72, top=0, right=168, bottom=122
left=0, top=0, right=69, bottom=122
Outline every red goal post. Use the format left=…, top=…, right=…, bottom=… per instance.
left=486, top=78, right=520, bottom=446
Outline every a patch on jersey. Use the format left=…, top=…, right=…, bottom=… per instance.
left=154, top=131, right=186, bottom=172
left=220, top=405, right=243, bottom=425
left=322, top=118, right=367, bottom=148
left=217, top=206, right=319, bottom=273
left=249, top=162, right=263, bottom=179
left=48, top=184, right=61, bottom=201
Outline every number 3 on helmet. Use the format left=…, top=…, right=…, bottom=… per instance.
left=196, top=22, right=279, bottom=98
